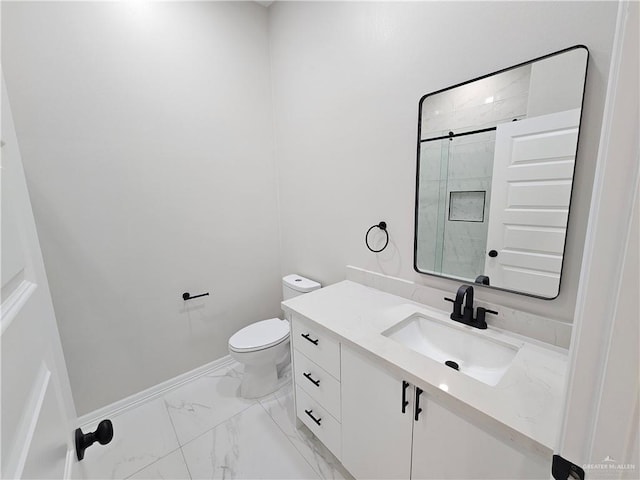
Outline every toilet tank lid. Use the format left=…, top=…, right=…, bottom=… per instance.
left=283, top=274, right=321, bottom=293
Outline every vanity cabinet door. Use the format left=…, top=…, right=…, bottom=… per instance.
left=341, top=345, right=413, bottom=480
left=411, top=396, right=550, bottom=479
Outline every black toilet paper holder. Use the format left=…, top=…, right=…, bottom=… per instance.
left=182, top=292, right=209, bottom=301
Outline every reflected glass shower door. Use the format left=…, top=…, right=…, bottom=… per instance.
left=416, top=130, right=496, bottom=280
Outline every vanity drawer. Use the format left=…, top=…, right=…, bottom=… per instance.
left=295, top=385, right=341, bottom=460
left=294, top=350, right=341, bottom=420
left=291, top=317, right=340, bottom=380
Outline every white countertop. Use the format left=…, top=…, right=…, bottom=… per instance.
left=282, top=280, right=568, bottom=453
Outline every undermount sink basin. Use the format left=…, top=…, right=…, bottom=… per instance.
left=382, top=313, right=521, bottom=386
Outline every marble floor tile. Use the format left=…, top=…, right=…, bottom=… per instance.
left=181, top=403, right=320, bottom=480
left=127, top=449, right=191, bottom=479
left=76, top=398, right=180, bottom=480
left=163, top=362, right=255, bottom=446
left=259, top=382, right=352, bottom=480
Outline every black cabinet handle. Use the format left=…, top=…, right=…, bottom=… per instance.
left=304, top=409, right=322, bottom=426
left=301, top=333, right=319, bottom=345
left=303, top=372, right=320, bottom=387
left=401, top=381, right=410, bottom=413
left=414, top=387, right=424, bottom=421
left=488, top=250, right=498, bottom=258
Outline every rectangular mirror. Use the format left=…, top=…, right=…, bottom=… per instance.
left=414, top=46, right=588, bottom=299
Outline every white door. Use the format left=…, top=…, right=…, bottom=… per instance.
left=484, top=108, right=581, bottom=298
left=555, top=2, right=639, bottom=478
left=1, top=74, right=77, bottom=479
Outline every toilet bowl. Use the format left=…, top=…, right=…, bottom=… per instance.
left=229, top=318, right=290, bottom=398
left=228, top=274, right=321, bottom=398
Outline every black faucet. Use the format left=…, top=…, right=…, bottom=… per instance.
left=451, top=285, right=475, bottom=323
left=445, top=284, right=498, bottom=329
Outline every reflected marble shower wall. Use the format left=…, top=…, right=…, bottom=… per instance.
left=421, top=64, right=532, bottom=138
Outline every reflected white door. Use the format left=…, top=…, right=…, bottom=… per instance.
left=484, top=108, right=581, bottom=297
left=1, top=75, right=77, bottom=479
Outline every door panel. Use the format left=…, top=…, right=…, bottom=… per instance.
left=411, top=396, right=549, bottom=479
left=341, top=346, right=413, bottom=480
left=1, top=75, right=76, bottom=479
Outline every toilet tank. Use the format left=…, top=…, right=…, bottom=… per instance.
left=282, top=274, right=321, bottom=300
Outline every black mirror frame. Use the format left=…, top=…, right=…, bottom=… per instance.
left=413, top=44, right=590, bottom=300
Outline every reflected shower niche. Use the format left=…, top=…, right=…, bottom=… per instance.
left=414, top=46, right=589, bottom=299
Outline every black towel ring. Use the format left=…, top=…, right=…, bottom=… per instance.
left=365, top=221, right=389, bottom=253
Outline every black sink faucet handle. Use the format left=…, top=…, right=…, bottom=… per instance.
left=475, top=307, right=498, bottom=329
left=444, top=296, right=462, bottom=319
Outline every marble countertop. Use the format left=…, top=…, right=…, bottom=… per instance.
left=282, top=280, right=568, bottom=454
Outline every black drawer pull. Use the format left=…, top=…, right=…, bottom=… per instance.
left=304, top=409, right=322, bottom=426
left=303, top=372, right=320, bottom=387
left=401, top=380, right=410, bottom=413
left=414, top=387, right=424, bottom=421
left=301, top=333, right=319, bottom=345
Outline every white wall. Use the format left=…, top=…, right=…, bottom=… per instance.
left=269, top=1, right=618, bottom=322
left=2, top=1, right=281, bottom=414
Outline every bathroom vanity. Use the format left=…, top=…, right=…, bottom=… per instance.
left=283, top=280, right=568, bottom=479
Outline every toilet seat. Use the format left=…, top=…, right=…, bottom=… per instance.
left=228, top=318, right=290, bottom=353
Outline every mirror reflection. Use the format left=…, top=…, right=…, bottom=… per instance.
left=414, top=46, right=588, bottom=298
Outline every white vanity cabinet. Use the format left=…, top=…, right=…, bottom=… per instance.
left=341, top=345, right=550, bottom=480
left=290, top=315, right=342, bottom=459
left=284, top=281, right=566, bottom=480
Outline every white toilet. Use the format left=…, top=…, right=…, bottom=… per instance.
left=228, top=274, right=321, bottom=398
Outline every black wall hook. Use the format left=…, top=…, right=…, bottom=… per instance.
left=365, top=221, right=389, bottom=253
left=182, top=292, right=209, bottom=301
left=75, top=419, right=113, bottom=461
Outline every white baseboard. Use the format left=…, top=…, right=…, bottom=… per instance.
left=75, top=355, right=236, bottom=429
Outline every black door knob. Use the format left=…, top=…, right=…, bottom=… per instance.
left=75, top=419, right=114, bottom=461
left=94, top=420, right=114, bottom=444
left=488, top=250, right=498, bottom=258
